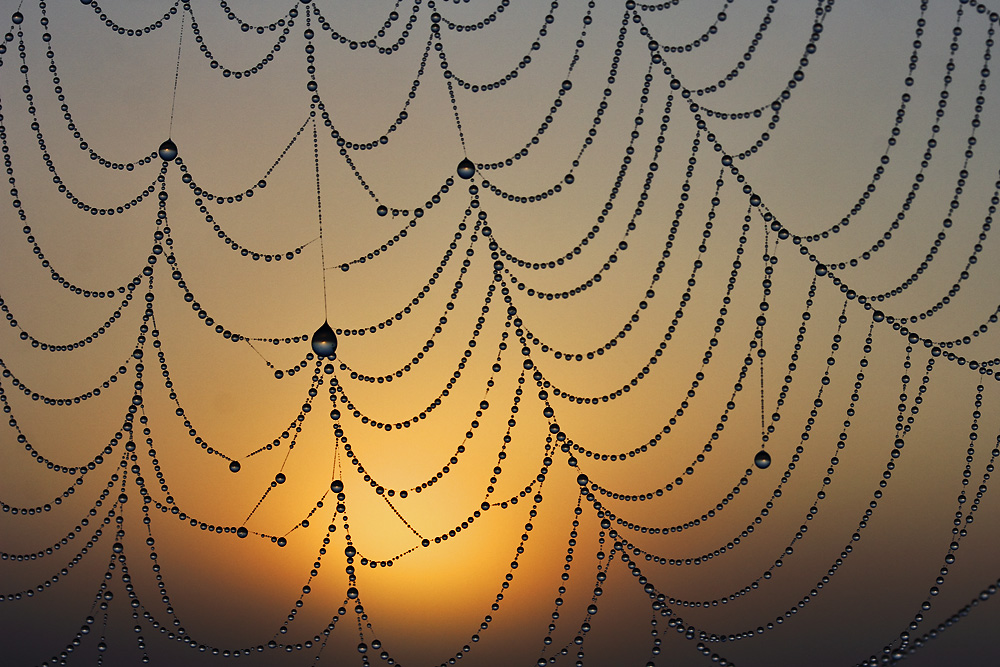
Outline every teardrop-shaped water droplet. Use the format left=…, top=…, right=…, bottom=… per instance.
left=754, top=450, right=771, bottom=469
left=457, top=158, right=475, bottom=180
left=311, top=320, right=338, bottom=358
left=158, top=139, right=178, bottom=161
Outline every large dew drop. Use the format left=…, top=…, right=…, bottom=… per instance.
left=754, top=450, right=772, bottom=469
left=311, top=320, right=338, bottom=358
left=158, top=139, right=178, bottom=161
left=457, top=158, right=475, bottom=180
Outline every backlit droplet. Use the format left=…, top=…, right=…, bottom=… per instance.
left=311, top=320, right=338, bottom=358
left=347, top=586, right=359, bottom=599
left=158, top=139, right=178, bottom=161
left=331, top=479, right=344, bottom=493
left=229, top=460, right=241, bottom=473
left=236, top=527, right=248, bottom=538
left=815, top=263, right=828, bottom=277
left=12, top=12, right=23, bottom=24
left=457, top=158, right=475, bottom=180
left=565, top=173, right=575, bottom=185
left=376, top=204, right=388, bottom=216
left=754, top=450, right=772, bottom=469
left=749, top=193, right=762, bottom=207
left=577, top=473, right=589, bottom=486
left=872, top=310, right=885, bottom=323
left=275, top=472, right=286, bottom=484
left=561, top=80, right=572, bottom=91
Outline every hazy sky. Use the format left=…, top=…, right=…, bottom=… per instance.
left=1, top=1, right=999, bottom=666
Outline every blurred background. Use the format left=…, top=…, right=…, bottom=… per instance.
left=1, top=1, right=998, bottom=665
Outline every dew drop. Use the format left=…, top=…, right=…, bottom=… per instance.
left=457, top=158, right=475, bottom=180
left=376, top=204, right=388, bottom=216
left=12, top=12, right=23, bottom=24
left=311, top=320, right=338, bottom=358
left=331, top=479, right=344, bottom=493
left=347, top=586, right=359, bottom=599
left=872, top=310, right=885, bottom=323
left=157, top=139, right=178, bottom=161
left=229, top=460, right=241, bottom=473
left=561, top=80, right=572, bottom=91
left=815, top=263, right=828, bottom=277
left=754, top=450, right=772, bottom=469
left=236, top=527, right=248, bottom=538
left=577, top=473, right=589, bottom=486
left=749, top=193, right=761, bottom=207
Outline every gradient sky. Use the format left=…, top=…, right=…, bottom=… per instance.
left=1, top=1, right=999, bottom=666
